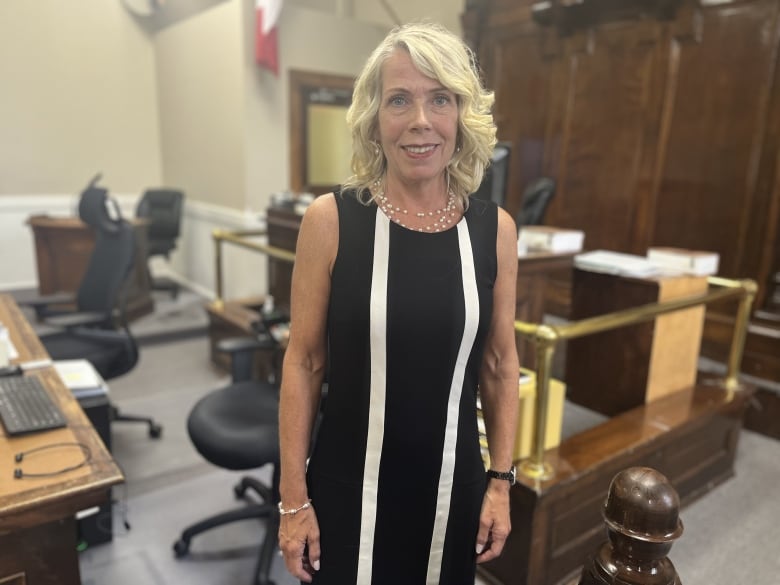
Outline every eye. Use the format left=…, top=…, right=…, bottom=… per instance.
left=433, top=93, right=452, bottom=106
left=388, top=94, right=408, bottom=107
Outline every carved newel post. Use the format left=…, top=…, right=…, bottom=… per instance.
left=578, top=466, right=684, bottom=585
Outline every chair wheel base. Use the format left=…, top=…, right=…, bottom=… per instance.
left=173, top=538, right=190, bottom=558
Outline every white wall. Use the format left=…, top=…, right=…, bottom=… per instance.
left=0, top=193, right=268, bottom=300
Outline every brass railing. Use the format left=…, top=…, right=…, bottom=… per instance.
left=211, top=229, right=296, bottom=309
left=515, top=275, right=757, bottom=481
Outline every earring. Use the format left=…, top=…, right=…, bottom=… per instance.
left=372, top=142, right=381, bottom=155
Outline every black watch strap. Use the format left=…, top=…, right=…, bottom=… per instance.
left=486, top=465, right=516, bottom=485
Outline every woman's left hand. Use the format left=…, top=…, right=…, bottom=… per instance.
left=475, top=481, right=512, bottom=563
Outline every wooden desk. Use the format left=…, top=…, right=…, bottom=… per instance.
left=27, top=215, right=154, bottom=321
left=0, top=294, right=124, bottom=584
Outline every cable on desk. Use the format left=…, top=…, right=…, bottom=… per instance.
left=13, top=441, right=92, bottom=479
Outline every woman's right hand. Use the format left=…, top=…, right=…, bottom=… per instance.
left=279, top=505, right=321, bottom=582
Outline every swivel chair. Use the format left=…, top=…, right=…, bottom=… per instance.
left=172, top=325, right=283, bottom=585
left=516, top=177, right=556, bottom=226
left=135, top=188, right=184, bottom=298
left=473, top=141, right=511, bottom=208
left=24, top=176, right=162, bottom=438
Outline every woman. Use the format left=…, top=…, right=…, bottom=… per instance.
left=278, top=21, right=520, bottom=584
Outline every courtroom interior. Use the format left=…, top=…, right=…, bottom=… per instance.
left=0, top=1, right=779, bottom=585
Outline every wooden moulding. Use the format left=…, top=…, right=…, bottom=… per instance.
left=477, top=381, right=751, bottom=585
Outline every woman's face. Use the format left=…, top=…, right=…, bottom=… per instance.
left=376, top=49, right=459, bottom=189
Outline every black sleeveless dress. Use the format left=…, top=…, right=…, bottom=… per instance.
left=306, top=189, right=498, bottom=585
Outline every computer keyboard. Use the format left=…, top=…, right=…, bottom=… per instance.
left=0, top=375, right=67, bottom=435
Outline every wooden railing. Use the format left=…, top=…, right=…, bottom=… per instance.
left=515, top=275, right=757, bottom=480
left=210, top=229, right=295, bottom=309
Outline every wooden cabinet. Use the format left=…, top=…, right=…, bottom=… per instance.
left=565, top=269, right=708, bottom=416
left=462, top=0, right=780, bottom=387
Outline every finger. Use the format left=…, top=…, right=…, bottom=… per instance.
left=285, top=554, right=313, bottom=582
left=475, top=518, right=491, bottom=555
left=306, top=529, right=322, bottom=572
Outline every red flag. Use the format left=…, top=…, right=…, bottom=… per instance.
left=255, top=0, right=282, bottom=75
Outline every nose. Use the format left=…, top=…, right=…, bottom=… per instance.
left=410, top=101, right=431, bottom=129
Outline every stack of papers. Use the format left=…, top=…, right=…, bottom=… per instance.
left=574, top=250, right=661, bottom=278
left=518, top=226, right=585, bottom=254
left=54, top=359, right=108, bottom=398
left=646, top=247, right=719, bottom=276
left=0, top=323, right=19, bottom=365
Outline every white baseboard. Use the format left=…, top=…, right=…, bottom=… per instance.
left=0, top=194, right=270, bottom=300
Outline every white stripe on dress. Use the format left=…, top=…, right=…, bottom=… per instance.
left=356, top=211, right=391, bottom=584
left=426, top=220, right=480, bottom=584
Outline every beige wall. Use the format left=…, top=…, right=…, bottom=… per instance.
left=0, top=0, right=161, bottom=195
left=289, top=0, right=463, bottom=35
left=243, top=2, right=387, bottom=212
left=154, top=1, right=387, bottom=212
left=155, top=1, right=247, bottom=210
left=0, top=0, right=463, bottom=208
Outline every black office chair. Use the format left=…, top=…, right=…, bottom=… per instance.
left=516, top=177, right=556, bottom=226
left=172, top=324, right=283, bottom=585
left=136, top=188, right=184, bottom=299
left=24, top=177, right=162, bottom=438
left=473, top=141, right=511, bottom=208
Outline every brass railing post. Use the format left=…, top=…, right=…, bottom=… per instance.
left=723, top=279, right=757, bottom=392
left=212, top=229, right=225, bottom=309
left=519, top=324, right=557, bottom=480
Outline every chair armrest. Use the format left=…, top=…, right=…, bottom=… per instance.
left=216, top=336, right=277, bottom=355
left=17, top=292, right=76, bottom=320
left=45, top=311, right=110, bottom=329
left=217, top=336, right=279, bottom=384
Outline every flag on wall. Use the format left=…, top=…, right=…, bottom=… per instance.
left=255, top=0, right=283, bottom=75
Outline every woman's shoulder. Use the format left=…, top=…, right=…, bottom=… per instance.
left=300, top=192, right=337, bottom=233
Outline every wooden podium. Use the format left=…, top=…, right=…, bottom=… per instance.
left=565, top=269, right=708, bottom=416
left=27, top=215, right=154, bottom=321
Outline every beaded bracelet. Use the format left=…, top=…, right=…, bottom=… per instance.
left=278, top=499, right=312, bottom=516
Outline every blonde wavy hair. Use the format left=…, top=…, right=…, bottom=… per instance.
left=342, top=21, right=496, bottom=209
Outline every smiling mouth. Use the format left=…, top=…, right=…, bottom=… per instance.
left=404, top=145, right=437, bottom=154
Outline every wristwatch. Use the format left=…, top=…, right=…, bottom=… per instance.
left=486, top=465, right=516, bottom=486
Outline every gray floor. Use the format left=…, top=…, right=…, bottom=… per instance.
left=72, top=291, right=780, bottom=585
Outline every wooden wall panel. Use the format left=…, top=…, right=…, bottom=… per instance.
left=479, top=27, right=556, bottom=220
left=652, top=0, right=780, bottom=279
left=545, top=25, right=664, bottom=252
left=464, top=0, right=780, bottom=389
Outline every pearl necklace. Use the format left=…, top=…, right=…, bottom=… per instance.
left=375, top=187, right=458, bottom=233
